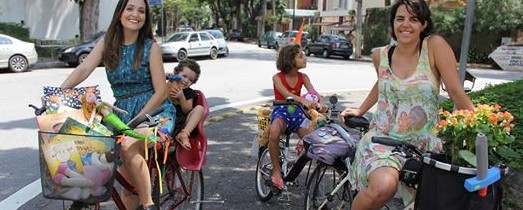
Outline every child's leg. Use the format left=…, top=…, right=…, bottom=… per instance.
left=176, top=105, right=204, bottom=150
left=268, top=119, right=286, bottom=189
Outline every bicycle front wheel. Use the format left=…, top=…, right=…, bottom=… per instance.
left=304, top=163, right=353, bottom=210
left=255, top=146, right=274, bottom=202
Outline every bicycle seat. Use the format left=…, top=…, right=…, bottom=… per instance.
left=176, top=90, right=209, bottom=171
left=344, top=116, right=369, bottom=130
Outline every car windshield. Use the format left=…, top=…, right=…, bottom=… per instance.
left=207, top=31, right=224, bottom=39
left=167, top=33, right=189, bottom=42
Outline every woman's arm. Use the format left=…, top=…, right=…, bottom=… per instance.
left=428, top=35, right=474, bottom=110
left=133, top=42, right=169, bottom=120
left=60, top=40, right=105, bottom=89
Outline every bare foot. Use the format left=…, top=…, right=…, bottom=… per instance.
left=176, top=130, right=191, bottom=150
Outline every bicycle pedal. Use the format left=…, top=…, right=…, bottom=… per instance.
left=277, top=191, right=292, bottom=202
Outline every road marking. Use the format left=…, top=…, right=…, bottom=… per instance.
left=0, top=88, right=368, bottom=209
left=0, top=179, right=41, bottom=210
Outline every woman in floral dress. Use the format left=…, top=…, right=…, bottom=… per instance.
left=341, top=0, right=474, bottom=209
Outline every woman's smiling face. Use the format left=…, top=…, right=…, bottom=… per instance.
left=393, top=4, right=426, bottom=45
left=119, top=0, right=146, bottom=31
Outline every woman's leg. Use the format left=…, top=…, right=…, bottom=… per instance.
left=351, top=167, right=399, bottom=210
left=118, top=165, right=139, bottom=210
left=268, top=119, right=285, bottom=188
left=119, top=129, right=154, bottom=208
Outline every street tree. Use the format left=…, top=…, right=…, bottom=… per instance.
left=69, top=0, right=100, bottom=42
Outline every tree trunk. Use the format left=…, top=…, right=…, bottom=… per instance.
left=79, top=0, right=100, bottom=42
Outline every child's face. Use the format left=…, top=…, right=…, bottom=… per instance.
left=294, top=50, right=307, bottom=69
left=176, top=66, right=197, bottom=89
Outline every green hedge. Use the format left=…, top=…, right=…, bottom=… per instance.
left=0, top=22, right=30, bottom=41
left=439, top=79, right=523, bottom=169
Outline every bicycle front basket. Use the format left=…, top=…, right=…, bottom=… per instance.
left=38, top=131, right=120, bottom=203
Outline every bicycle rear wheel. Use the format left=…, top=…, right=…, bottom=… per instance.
left=255, top=146, right=274, bottom=201
left=152, top=163, right=204, bottom=210
left=304, top=163, right=353, bottom=210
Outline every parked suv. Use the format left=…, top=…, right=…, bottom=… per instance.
left=278, top=30, right=311, bottom=50
left=304, top=34, right=352, bottom=59
left=258, top=30, right=282, bottom=49
left=58, top=31, right=105, bottom=67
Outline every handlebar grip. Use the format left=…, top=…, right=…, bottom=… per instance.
left=371, top=136, right=403, bottom=147
left=127, top=106, right=164, bottom=129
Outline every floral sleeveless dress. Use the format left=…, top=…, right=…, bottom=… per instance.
left=105, top=39, right=176, bottom=135
left=349, top=38, right=443, bottom=204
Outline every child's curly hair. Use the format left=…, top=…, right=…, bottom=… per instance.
left=174, top=59, right=201, bottom=84
left=276, top=44, right=302, bottom=73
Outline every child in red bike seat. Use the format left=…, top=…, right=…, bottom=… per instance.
left=167, top=59, right=205, bottom=151
left=269, top=44, right=328, bottom=190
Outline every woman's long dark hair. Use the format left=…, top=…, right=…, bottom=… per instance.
left=390, top=0, right=434, bottom=42
left=103, top=0, right=154, bottom=70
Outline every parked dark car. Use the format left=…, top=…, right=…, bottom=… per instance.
left=58, top=31, right=105, bottom=66
left=258, top=31, right=282, bottom=49
left=226, top=30, right=244, bottom=42
left=278, top=30, right=311, bottom=50
left=304, top=34, right=352, bottom=59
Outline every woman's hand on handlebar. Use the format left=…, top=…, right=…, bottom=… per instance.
left=340, top=107, right=362, bottom=119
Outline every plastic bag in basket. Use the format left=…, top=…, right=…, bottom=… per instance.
left=38, top=121, right=118, bottom=203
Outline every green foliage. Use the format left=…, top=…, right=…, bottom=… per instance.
left=362, top=7, right=391, bottom=55
left=439, top=79, right=523, bottom=169
left=303, top=25, right=317, bottom=40
left=0, top=22, right=30, bottom=41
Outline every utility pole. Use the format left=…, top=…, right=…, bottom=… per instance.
left=458, top=0, right=476, bottom=84
left=292, top=0, right=296, bottom=30
left=355, top=0, right=363, bottom=58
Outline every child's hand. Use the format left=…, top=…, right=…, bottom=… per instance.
left=169, top=85, right=182, bottom=100
left=318, top=103, right=329, bottom=113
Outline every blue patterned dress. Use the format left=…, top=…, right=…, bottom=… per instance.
left=105, top=39, right=176, bottom=135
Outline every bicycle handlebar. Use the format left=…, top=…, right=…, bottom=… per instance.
left=127, top=106, right=165, bottom=129
left=371, top=136, right=424, bottom=157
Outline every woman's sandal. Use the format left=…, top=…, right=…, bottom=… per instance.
left=176, top=129, right=191, bottom=150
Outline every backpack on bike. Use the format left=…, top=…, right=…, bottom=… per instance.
left=302, top=125, right=356, bottom=165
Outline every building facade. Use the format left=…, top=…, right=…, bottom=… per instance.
left=0, top=0, right=116, bottom=40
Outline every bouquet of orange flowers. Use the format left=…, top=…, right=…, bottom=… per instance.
left=435, top=104, right=516, bottom=167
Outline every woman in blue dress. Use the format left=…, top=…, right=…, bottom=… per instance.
left=60, top=0, right=175, bottom=209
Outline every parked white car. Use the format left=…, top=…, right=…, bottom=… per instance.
left=205, top=29, right=229, bottom=57
left=0, top=34, right=38, bottom=73
left=160, top=31, right=219, bottom=61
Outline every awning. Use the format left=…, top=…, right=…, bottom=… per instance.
left=284, top=9, right=316, bottom=17
left=311, top=22, right=338, bottom=26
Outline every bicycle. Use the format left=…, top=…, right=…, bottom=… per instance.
left=31, top=89, right=210, bottom=210
left=302, top=95, right=369, bottom=210
left=304, top=95, right=507, bottom=210
left=254, top=98, right=315, bottom=202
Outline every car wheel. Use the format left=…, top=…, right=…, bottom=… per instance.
left=8, top=55, right=29, bottom=73
left=322, top=49, right=330, bottom=58
left=275, top=43, right=279, bottom=51
left=78, top=53, right=89, bottom=65
left=344, top=54, right=351, bottom=60
left=258, top=42, right=262, bottom=48
left=304, top=48, right=311, bottom=56
left=209, top=48, right=218, bottom=60
left=177, top=50, right=187, bottom=61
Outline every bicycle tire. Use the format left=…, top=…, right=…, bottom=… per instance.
left=255, top=146, right=274, bottom=202
left=304, top=163, right=353, bottom=210
left=152, top=163, right=203, bottom=210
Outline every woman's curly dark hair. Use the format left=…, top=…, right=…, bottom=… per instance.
left=276, top=44, right=302, bottom=73
left=390, top=0, right=434, bottom=42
